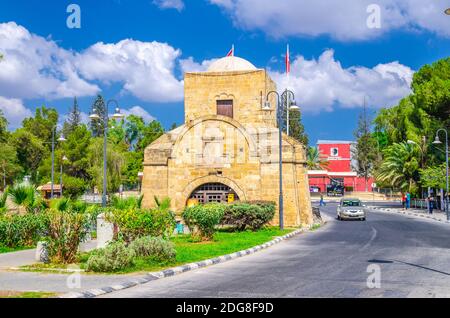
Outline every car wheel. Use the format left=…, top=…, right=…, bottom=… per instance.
left=361, top=218, right=366, bottom=221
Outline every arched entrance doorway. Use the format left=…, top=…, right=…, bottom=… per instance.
left=188, top=183, right=240, bottom=204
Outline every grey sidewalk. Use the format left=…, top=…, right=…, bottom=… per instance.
left=370, top=206, right=449, bottom=223
left=0, top=240, right=97, bottom=270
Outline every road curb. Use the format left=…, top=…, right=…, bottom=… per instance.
left=60, top=224, right=319, bottom=298
left=370, top=207, right=450, bottom=224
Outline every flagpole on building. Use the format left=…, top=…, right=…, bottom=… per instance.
left=286, top=44, right=290, bottom=136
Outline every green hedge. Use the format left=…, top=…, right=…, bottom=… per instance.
left=222, top=201, right=275, bottom=231
left=107, top=207, right=176, bottom=242
left=86, top=241, right=135, bottom=272
left=182, top=203, right=226, bottom=240
left=0, top=213, right=49, bottom=248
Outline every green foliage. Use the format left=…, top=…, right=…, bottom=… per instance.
left=306, top=147, right=329, bottom=170
left=61, top=175, right=87, bottom=199
left=353, top=106, right=378, bottom=190
left=0, top=143, right=22, bottom=188
left=22, top=106, right=58, bottom=145
left=63, top=97, right=81, bottom=137
left=8, top=184, right=45, bottom=214
left=107, top=206, right=176, bottom=242
left=288, top=109, right=309, bottom=146
left=111, top=194, right=143, bottom=210
left=0, top=189, right=7, bottom=213
left=128, top=236, right=176, bottom=262
left=375, top=142, right=420, bottom=194
left=86, top=241, right=135, bottom=272
left=90, top=95, right=107, bottom=137
left=44, top=208, right=90, bottom=264
left=222, top=201, right=275, bottom=231
left=182, top=203, right=226, bottom=241
left=0, top=213, right=49, bottom=247
left=60, top=124, right=92, bottom=181
left=10, top=129, right=46, bottom=177
left=420, top=164, right=447, bottom=189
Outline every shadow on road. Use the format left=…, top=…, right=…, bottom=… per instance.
left=368, top=259, right=450, bottom=276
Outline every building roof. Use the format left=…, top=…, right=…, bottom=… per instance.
left=207, top=56, right=258, bottom=72
left=317, top=140, right=355, bottom=145
left=37, top=182, right=62, bottom=191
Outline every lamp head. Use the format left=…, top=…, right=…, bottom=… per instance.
left=433, top=135, right=442, bottom=145
left=89, top=113, right=100, bottom=120
left=289, top=100, right=299, bottom=110
left=445, top=8, right=450, bottom=15
left=112, top=108, right=125, bottom=120
left=58, top=134, right=67, bottom=142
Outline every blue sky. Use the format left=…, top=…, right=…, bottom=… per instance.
left=0, top=0, right=449, bottom=144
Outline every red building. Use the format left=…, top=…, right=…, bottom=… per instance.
left=308, top=140, right=374, bottom=194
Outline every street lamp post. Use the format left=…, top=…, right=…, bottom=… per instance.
left=60, top=155, right=68, bottom=197
left=281, top=90, right=299, bottom=136
left=90, top=100, right=124, bottom=207
left=50, top=127, right=66, bottom=198
left=265, top=89, right=298, bottom=230
left=433, top=129, right=449, bottom=220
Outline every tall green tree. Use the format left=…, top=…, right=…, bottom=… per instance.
left=0, top=143, right=22, bottom=189
left=63, top=97, right=81, bottom=136
left=289, top=109, right=309, bottom=146
left=353, top=104, right=377, bottom=191
left=22, top=106, right=59, bottom=145
left=10, top=129, right=46, bottom=180
left=90, top=95, right=107, bottom=137
left=0, top=109, right=8, bottom=143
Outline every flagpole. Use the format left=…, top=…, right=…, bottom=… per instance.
left=286, top=44, right=290, bottom=136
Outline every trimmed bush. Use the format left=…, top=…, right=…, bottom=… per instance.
left=182, top=203, right=226, bottom=240
left=107, top=207, right=176, bottom=242
left=222, top=201, right=275, bottom=231
left=45, top=209, right=90, bottom=264
left=86, top=241, right=135, bottom=272
left=129, top=236, right=176, bottom=262
left=0, top=213, right=49, bottom=248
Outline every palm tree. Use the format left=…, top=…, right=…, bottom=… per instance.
left=306, top=147, right=329, bottom=170
left=375, top=142, right=420, bottom=193
left=0, top=187, right=8, bottom=213
left=8, top=184, right=45, bottom=214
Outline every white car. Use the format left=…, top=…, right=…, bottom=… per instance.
left=337, top=198, right=367, bottom=221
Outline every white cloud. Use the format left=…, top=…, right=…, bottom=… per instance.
left=269, top=50, right=413, bottom=113
left=0, top=96, right=32, bottom=129
left=75, top=39, right=184, bottom=103
left=179, top=57, right=217, bottom=73
left=153, top=0, right=185, bottom=11
left=0, top=22, right=100, bottom=100
left=121, top=106, right=155, bottom=123
left=209, top=0, right=450, bottom=41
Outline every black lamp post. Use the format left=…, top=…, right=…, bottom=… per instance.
left=50, top=127, right=66, bottom=198
left=90, top=99, right=125, bottom=207
left=265, top=89, right=298, bottom=230
left=433, top=129, right=449, bottom=220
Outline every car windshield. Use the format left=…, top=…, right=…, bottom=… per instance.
left=342, top=200, right=361, bottom=207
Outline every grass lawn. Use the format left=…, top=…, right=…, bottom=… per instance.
left=26, top=226, right=297, bottom=274
left=0, top=246, right=33, bottom=254
left=99, top=226, right=296, bottom=273
left=0, top=291, right=57, bottom=298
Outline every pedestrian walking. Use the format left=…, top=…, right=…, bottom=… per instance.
left=406, top=192, right=411, bottom=210
left=401, top=193, right=406, bottom=209
left=427, top=196, right=434, bottom=214
left=319, top=194, right=326, bottom=206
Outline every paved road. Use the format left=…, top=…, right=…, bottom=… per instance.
left=101, top=203, right=450, bottom=298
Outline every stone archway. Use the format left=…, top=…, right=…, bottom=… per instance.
left=182, top=175, right=246, bottom=206
left=189, top=182, right=240, bottom=204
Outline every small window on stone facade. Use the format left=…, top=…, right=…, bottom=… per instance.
left=217, top=100, right=233, bottom=118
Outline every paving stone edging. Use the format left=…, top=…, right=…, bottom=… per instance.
left=370, top=206, right=450, bottom=224
left=60, top=224, right=319, bottom=298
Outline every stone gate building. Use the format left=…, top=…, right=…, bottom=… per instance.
left=142, top=55, right=313, bottom=227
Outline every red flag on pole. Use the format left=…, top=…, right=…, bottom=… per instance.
left=285, top=44, right=290, bottom=74
left=227, top=45, right=234, bottom=57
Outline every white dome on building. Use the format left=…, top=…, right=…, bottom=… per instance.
left=207, top=56, right=258, bottom=72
